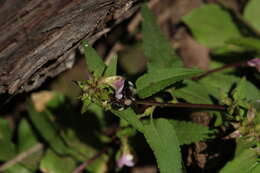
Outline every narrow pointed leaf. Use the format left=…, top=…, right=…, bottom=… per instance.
left=141, top=4, right=181, bottom=72
left=136, top=68, right=202, bottom=98
left=83, top=41, right=106, bottom=77
left=104, top=55, right=118, bottom=77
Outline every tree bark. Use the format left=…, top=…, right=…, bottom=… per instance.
left=0, top=0, right=139, bottom=94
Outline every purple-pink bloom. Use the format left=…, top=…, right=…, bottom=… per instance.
left=117, top=153, right=135, bottom=168
left=247, top=58, right=260, bottom=72
left=114, top=78, right=125, bottom=99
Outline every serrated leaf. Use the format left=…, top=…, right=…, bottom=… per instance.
left=0, top=118, right=16, bottom=161
left=83, top=41, right=106, bottom=77
left=244, top=0, right=260, bottom=31
left=170, top=120, right=215, bottom=145
left=143, top=118, right=182, bottom=173
left=104, top=55, right=118, bottom=77
left=136, top=68, right=202, bottom=98
left=233, top=77, right=260, bottom=104
left=27, top=102, right=67, bottom=154
left=182, top=4, right=241, bottom=48
left=220, top=148, right=259, bottom=173
left=112, top=108, right=144, bottom=133
left=199, top=74, right=240, bottom=99
left=40, top=149, right=76, bottom=173
left=171, top=80, right=213, bottom=104
left=141, top=4, right=181, bottom=72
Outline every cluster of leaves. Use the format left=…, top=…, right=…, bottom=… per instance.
left=1, top=2, right=260, bottom=173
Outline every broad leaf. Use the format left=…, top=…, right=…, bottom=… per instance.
left=220, top=148, right=259, bottom=173
left=244, top=0, right=260, bottom=31
left=112, top=108, right=144, bottom=133
left=141, top=4, right=181, bottom=72
left=40, top=149, right=76, bottom=173
left=83, top=41, right=106, bottom=77
left=104, top=55, right=118, bottom=77
left=4, top=164, right=32, bottom=173
left=136, top=68, right=202, bottom=98
left=182, top=4, right=241, bottom=48
left=227, top=37, right=260, bottom=51
left=143, top=118, right=182, bottom=173
left=171, top=80, right=213, bottom=104
left=170, top=120, right=215, bottom=145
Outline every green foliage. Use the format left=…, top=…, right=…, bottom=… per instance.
left=143, top=118, right=182, bottom=173
left=171, top=80, right=213, bottom=104
left=182, top=4, right=241, bottom=48
left=141, top=4, right=182, bottom=72
left=170, top=120, right=215, bottom=145
left=220, top=148, right=259, bottom=173
left=83, top=41, right=106, bottom=78
left=104, top=55, right=118, bottom=77
left=40, top=149, right=76, bottom=173
left=136, top=68, right=202, bottom=98
left=0, top=118, right=16, bottom=161
left=244, top=0, right=260, bottom=31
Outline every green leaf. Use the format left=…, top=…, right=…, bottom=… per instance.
left=141, top=4, right=181, bottom=72
left=136, top=68, right=202, bottom=98
left=143, top=118, right=182, bottom=173
left=27, top=102, right=68, bottom=154
left=81, top=98, right=92, bottom=114
left=18, top=119, right=43, bottom=170
left=83, top=41, right=106, bottom=77
left=227, top=37, right=260, bottom=51
left=220, top=148, right=259, bottom=173
left=244, top=0, right=260, bottom=31
left=87, top=103, right=106, bottom=129
left=182, top=4, right=241, bottom=48
left=40, top=149, right=76, bottom=173
left=4, top=164, right=32, bottom=173
left=104, top=55, right=118, bottom=77
left=0, top=118, right=16, bottom=161
left=170, top=120, right=215, bottom=145
left=112, top=108, right=144, bottom=133
left=171, top=80, right=213, bottom=104
left=233, top=77, right=260, bottom=104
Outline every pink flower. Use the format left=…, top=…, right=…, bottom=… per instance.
left=247, top=58, right=260, bottom=72
left=117, top=152, right=135, bottom=168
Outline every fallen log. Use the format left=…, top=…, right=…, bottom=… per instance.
left=0, top=0, right=139, bottom=94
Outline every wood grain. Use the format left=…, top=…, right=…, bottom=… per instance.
left=0, top=0, right=138, bottom=94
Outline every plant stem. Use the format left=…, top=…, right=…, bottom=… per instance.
left=135, top=100, right=226, bottom=111
left=192, top=61, right=246, bottom=81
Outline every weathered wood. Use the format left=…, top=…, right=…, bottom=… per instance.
left=0, top=0, right=139, bottom=94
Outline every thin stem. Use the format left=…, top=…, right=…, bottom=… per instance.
left=72, top=147, right=109, bottom=173
left=0, top=143, right=43, bottom=172
left=192, top=61, right=246, bottom=81
left=135, top=100, right=226, bottom=111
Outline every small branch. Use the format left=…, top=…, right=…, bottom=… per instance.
left=72, top=147, right=109, bottom=173
left=0, top=143, right=43, bottom=172
left=135, top=100, right=226, bottom=111
left=192, top=61, right=247, bottom=81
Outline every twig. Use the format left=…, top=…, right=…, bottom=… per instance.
left=135, top=100, right=226, bottom=111
left=192, top=61, right=246, bottom=81
left=72, top=147, right=109, bottom=173
left=0, top=143, right=43, bottom=172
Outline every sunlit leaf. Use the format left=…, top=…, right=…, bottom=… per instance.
left=183, top=4, right=241, bottom=48
left=244, top=0, right=260, bottom=31
left=104, top=55, right=118, bottom=77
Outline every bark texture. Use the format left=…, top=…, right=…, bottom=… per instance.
left=0, top=0, right=138, bottom=94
